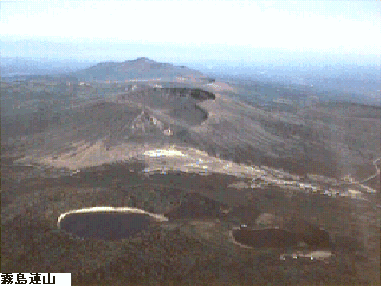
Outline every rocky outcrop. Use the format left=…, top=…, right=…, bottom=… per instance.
left=130, top=110, right=164, bottom=135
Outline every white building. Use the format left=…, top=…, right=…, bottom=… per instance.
left=163, top=129, right=173, bottom=136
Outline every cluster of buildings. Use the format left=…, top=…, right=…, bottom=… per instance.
left=78, top=82, right=91, bottom=87
left=244, top=163, right=369, bottom=199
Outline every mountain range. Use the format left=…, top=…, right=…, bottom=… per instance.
left=1, top=57, right=380, bottom=285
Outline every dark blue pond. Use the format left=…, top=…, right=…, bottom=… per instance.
left=59, top=211, right=153, bottom=240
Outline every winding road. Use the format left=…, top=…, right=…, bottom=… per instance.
left=360, top=158, right=381, bottom=184
left=332, top=157, right=380, bottom=195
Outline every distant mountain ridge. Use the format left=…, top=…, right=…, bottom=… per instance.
left=73, top=57, right=208, bottom=82
left=0, top=57, right=95, bottom=77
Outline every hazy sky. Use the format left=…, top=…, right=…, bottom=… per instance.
left=1, top=0, right=380, bottom=66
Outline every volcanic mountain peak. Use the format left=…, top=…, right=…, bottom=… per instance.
left=132, top=57, right=158, bottom=63
left=74, top=57, right=205, bottom=82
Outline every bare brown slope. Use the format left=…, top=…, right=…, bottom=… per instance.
left=0, top=86, right=353, bottom=180
left=3, top=74, right=380, bottom=183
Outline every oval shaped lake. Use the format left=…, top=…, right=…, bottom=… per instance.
left=232, top=226, right=331, bottom=250
left=232, top=227, right=301, bottom=248
left=58, top=207, right=168, bottom=240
